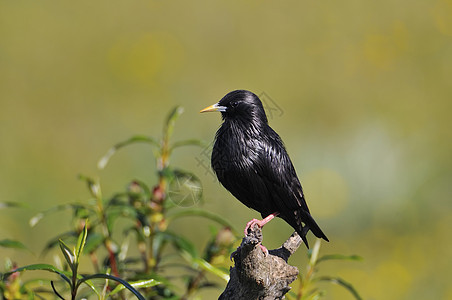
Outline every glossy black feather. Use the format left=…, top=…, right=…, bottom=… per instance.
left=210, top=90, right=328, bottom=248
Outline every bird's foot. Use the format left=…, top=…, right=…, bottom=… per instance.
left=244, top=213, right=279, bottom=235
left=244, top=218, right=262, bottom=235
left=258, top=243, right=269, bottom=256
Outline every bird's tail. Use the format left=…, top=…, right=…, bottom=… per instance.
left=295, top=211, right=329, bottom=249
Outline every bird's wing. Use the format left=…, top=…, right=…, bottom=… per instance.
left=255, top=129, right=310, bottom=215
left=254, top=128, right=329, bottom=243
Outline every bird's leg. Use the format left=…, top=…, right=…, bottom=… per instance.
left=243, top=212, right=279, bottom=256
left=244, top=212, right=279, bottom=235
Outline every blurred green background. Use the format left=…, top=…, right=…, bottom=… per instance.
left=1, top=1, right=451, bottom=299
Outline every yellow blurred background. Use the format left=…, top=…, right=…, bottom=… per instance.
left=1, top=1, right=451, bottom=299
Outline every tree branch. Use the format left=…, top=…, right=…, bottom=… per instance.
left=219, top=226, right=303, bottom=300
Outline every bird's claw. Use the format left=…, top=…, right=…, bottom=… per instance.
left=244, top=218, right=262, bottom=235
left=244, top=213, right=279, bottom=235
left=258, top=243, right=269, bottom=256
left=244, top=219, right=268, bottom=256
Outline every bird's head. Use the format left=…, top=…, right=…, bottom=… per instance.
left=200, top=90, right=268, bottom=124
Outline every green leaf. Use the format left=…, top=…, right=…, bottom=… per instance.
left=59, top=239, right=75, bottom=268
left=0, top=239, right=28, bottom=250
left=316, top=276, right=363, bottom=300
left=83, top=232, right=104, bottom=254
left=169, top=139, right=207, bottom=152
left=75, top=222, right=88, bottom=264
left=29, top=213, right=45, bottom=227
left=286, top=290, right=297, bottom=299
left=2, top=264, right=71, bottom=285
left=309, top=239, right=322, bottom=266
left=167, top=209, right=238, bottom=236
left=29, top=203, right=94, bottom=227
left=194, top=257, right=230, bottom=282
left=41, top=231, right=78, bottom=255
left=97, top=135, right=160, bottom=169
left=317, top=254, right=363, bottom=264
left=78, top=174, right=102, bottom=199
left=299, top=287, right=325, bottom=300
left=163, top=231, right=198, bottom=258
left=77, top=274, right=146, bottom=300
left=105, top=205, right=138, bottom=233
left=164, top=106, right=184, bottom=140
left=307, top=290, right=325, bottom=300
left=76, top=277, right=100, bottom=298
left=22, top=277, right=54, bottom=294
left=109, top=279, right=161, bottom=296
left=0, top=202, right=27, bottom=209
left=180, top=253, right=229, bottom=282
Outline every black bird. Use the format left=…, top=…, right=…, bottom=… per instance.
left=200, top=90, right=328, bottom=249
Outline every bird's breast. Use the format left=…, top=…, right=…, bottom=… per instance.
left=212, top=131, right=260, bottom=175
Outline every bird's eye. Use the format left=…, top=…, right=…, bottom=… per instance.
left=230, top=101, right=238, bottom=108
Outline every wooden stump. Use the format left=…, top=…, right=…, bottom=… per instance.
left=219, top=226, right=303, bottom=300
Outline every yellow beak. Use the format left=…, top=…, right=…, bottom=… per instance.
left=200, top=103, right=226, bottom=113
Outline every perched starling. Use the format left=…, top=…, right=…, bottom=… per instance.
left=200, top=90, right=328, bottom=249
